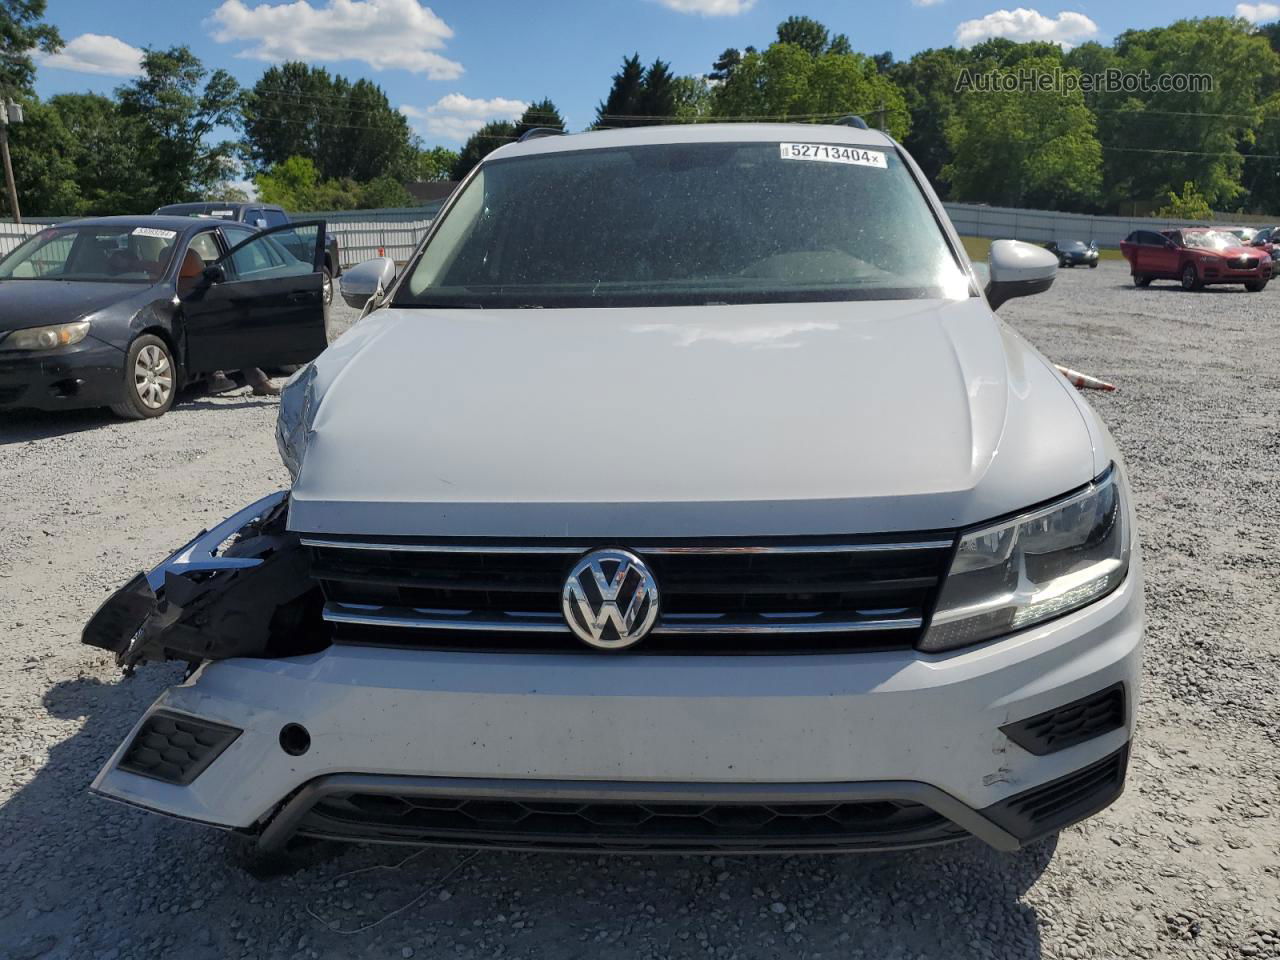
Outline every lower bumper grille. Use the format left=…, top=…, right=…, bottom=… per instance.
left=118, top=710, right=241, bottom=786
left=305, top=535, right=955, bottom=654
left=982, top=744, right=1129, bottom=843
left=294, top=791, right=966, bottom=853
left=1001, top=683, right=1126, bottom=755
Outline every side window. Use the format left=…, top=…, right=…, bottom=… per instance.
left=230, top=233, right=285, bottom=277
left=244, top=208, right=268, bottom=229
left=188, top=232, right=221, bottom=264
left=262, top=209, right=289, bottom=228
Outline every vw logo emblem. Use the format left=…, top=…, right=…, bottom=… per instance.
left=561, top=549, right=660, bottom=650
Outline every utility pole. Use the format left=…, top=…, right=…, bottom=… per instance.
left=875, top=99, right=887, bottom=131
left=0, top=100, right=22, bottom=224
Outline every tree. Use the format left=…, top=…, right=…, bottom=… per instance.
left=595, top=53, right=645, bottom=127
left=242, top=62, right=415, bottom=183
left=943, top=56, right=1101, bottom=210
left=672, top=75, right=713, bottom=120
left=1156, top=181, right=1213, bottom=219
left=116, top=46, right=242, bottom=208
left=451, top=120, right=516, bottom=179
left=891, top=48, right=966, bottom=190
left=406, top=144, right=459, bottom=182
left=709, top=48, right=742, bottom=82
left=712, top=42, right=910, bottom=139
left=0, top=0, right=61, bottom=96
left=255, top=154, right=410, bottom=211
left=637, top=60, right=676, bottom=118
left=1099, top=18, right=1276, bottom=210
left=513, top=98, right=565, bottom=141
left=776, top=16, right=831, bottom=58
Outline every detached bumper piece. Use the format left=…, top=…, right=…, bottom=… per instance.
left=81, top=491, right=325, bottom=670
left=118, top=710, right=241, bottom=786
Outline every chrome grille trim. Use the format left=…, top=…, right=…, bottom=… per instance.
left=323, top=603, right=921, bottom=636
left=302, top=537, right=954, bottom=555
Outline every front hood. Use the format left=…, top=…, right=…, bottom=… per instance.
left=0, top=280, right=152, bottom=334
left=289, top=299, right=1101, bottom=537
left=1187, top=244, right=1255, bottom=258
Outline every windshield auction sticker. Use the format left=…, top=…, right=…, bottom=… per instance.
left=132, top=227, right=177, bottom=240
left=779, top=143, right=887, bottom=168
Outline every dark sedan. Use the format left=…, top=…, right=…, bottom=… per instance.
left=0, top=216, right=328, bottom=419
left=1043, top=239, right=1099, bottom=268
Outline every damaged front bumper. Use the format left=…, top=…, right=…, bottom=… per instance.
left=82, top=491, right=325, bottom=671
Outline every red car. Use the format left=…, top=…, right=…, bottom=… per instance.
left=1120, top=228, right=1272, bottom=292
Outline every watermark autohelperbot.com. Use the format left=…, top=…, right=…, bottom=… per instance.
left=955, top=67, right=1214, bottom=95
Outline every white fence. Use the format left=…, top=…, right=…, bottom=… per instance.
left=0, top=216, right=435, bottom=266
left=941, top=203, right=1219, bottom=248
left=0, top=200, right=1255, bottom=264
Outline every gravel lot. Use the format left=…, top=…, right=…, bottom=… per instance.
left=1, top=261, right=1277, bottom=960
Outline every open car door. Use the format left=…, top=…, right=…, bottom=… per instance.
left=181, top=220, right=329, bottom=374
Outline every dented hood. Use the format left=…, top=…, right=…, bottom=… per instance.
left=287, top=299, right=1102, bottom=537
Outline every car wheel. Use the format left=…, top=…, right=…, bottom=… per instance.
left=1181, top=263, right=1202, bottom=291
left=322, top=267, right=333, bottom=309
left=1089, top=261, right=1098, bottom=269
left=1133, top=273, right=1151, bottom=287
left=1245, top=278, right=1267, bottom=292
left=110, top=334, right=176, bottom=420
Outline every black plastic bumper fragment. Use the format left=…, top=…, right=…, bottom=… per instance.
left=80, top=494, right=326, bottom=670
left=980, top=744, right=1129, bottom=844
left=118, top=710, right=242, bottom=785
left=1000, top=683, right=1126, bottom=756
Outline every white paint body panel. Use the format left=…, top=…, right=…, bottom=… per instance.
left=288, top=298, right=1100, bottom=537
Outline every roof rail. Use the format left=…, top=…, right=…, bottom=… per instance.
left=833, top=115, right=869, bottom=130
left=518, top=127, right=567, bottom=143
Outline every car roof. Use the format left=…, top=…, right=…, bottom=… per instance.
left=484, top=122, right=898, bottom=164
left=53, top=214, right=212, bottom=232
left=153, top=202, right=283, bottom=213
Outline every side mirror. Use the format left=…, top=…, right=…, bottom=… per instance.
left=202, top=264, right=226, bottom=285
left=339, top=257, right=397, bottom=309
left=985, top=239, right=1057, bottom=311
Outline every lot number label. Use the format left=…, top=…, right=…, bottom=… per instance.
left=779, top=143, right=887, bottom=169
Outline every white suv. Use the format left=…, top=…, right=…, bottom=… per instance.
left=84, top=122, right=1143, bottom=858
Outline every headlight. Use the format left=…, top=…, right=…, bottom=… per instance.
left=0, top=320, right=90, bottom=351
left=275, top=363, right=319, bottom=481
left=920, top=466, right=1129, bottom=652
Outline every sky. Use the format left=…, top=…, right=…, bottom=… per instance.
left=33, top=0, right=1278, bottom=151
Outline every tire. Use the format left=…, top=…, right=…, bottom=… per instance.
left=1133, top=273, right=1151, bottom=287
left=1089, top=261, right=1098, bottom=269
left=110, top=334, right=176, bottom=419
left=321, top=266, right=333, bottom=310
left=1181, top=263, right=1202, bottom=291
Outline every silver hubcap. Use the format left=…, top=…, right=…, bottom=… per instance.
left=134, top=344, right=172, bottom=409
left=322, top=273, right=333, bottom=306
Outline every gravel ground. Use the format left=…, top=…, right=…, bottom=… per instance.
left=1, top=262, right=1277, bottom=960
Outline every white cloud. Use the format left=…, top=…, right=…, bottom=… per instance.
left=400, top=94, right=529, bottom=142
left=654, top=0, right=755, bottom=15
left=1237, top=2, right=1280, bottom=22
left=37, top=33, right=144, bottom=76
left=956, top=8, right=1098, bottom=48
left=209, top=0, right=463, bottom=78
left=912, top=0, right=945, bottom=7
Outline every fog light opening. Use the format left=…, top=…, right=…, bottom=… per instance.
left=279, top=723, right=311, bottom=757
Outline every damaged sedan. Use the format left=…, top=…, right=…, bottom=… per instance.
left=85, top=122, right=1143, bottom=860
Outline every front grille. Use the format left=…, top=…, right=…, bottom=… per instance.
left=118, top=710, right=241, bottom=785
left=295, top=790, right=966, bottom=852
left=1228, top=256, right=1259, bottom=268
left=305, top=535, right=955, bottom=654
left=1001, top=683, right=1126, bottom=756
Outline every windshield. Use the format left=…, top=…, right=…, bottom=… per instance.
left=0, top=226, right=178, bottom=283
left=1061, top=240, right=1089, bottom=250
left=1182, top=230, right=1239, bottom=250
left=396, top=140, right=968, bottom=309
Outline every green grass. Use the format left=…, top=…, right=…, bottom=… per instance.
left=959, top=235, right=1123, bottom=262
